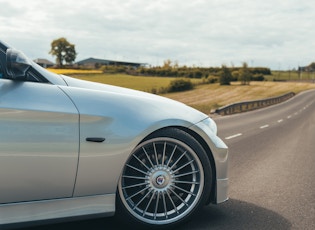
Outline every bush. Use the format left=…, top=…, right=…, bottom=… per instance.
left=251, top=67, right=271, bottom=75
left=251, top=74, right=265, bottom=81
left=168, top=79, right=194, bottom=92
left=101, top=65, right=127, bottom=74
left=202, top=76, right=218, bottom=84
left=219, top=65, right=232, bottom=85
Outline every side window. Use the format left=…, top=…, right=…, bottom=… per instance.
left=0, top=62, right=3, bottom=78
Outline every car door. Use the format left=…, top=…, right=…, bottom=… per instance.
left=0, top=78, right=79, bottom=204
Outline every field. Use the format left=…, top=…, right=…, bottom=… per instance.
left=48, top=69, right=203, bottom=92
left=48, top=69, right=315, bottom=114
left=269, top=71, right=315, bottom=81
left=164, top=81, right=315, bottom=114
left=47, top=69, right=102, bottom=75
left=74, top=74, right=201, bottom=92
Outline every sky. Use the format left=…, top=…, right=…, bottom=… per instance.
left=0, top=0, right=314, bottom=70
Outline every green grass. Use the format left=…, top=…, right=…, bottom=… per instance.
left=268, top=71, right=315, bottom=81
left=70, top=74, right=203, bottom=92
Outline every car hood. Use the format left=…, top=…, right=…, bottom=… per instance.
left=60, top=75, right=208, bottom=126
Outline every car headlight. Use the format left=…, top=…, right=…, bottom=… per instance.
left=191, top=117, right=227, bottom=149
left=200, top=117, right=217, bottom=134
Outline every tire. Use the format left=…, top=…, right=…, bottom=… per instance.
left=116, top=128, right=212, bottom=228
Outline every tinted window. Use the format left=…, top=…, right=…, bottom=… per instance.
left=0, top=62, right=3, bottom=78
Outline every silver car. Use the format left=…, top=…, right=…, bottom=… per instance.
left=0, top=40, right=228, bottom=229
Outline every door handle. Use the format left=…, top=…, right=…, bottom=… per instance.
left=86, top=137, right=105, bottom=143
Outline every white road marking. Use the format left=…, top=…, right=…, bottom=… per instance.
left=278, top=119, right=283, bottom=123
left=260, top=125, right=269, bottom=129
left=287, top=115, right=292, bottom=119
left=225, top=133, right=242, bottom=140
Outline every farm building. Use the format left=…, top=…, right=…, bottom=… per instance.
left=33, top=58, right=54, bottom=68
left=76, top=57, right=146, bottom=69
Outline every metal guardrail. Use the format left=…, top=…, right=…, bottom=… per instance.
left=213, top=92, right=295, bottom=115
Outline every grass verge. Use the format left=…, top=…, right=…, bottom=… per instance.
left=164, top=81, right=315, bottom=114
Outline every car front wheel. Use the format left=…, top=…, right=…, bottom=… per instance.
left=117, top=128, right=212, bottom=228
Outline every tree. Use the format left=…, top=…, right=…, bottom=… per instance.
left=163, top=59, right=172, bottom=69
left=49, top=38, right=77, bottom=67
left=239, top=62, right=251, bottom=85
left=309, top=62, right=315, bottom=71
left=220, top=65, right=232, bottom=85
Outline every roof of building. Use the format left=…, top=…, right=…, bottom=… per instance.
left=33, top=58, right=54, bottom=65
left=76, top=57, right=146, bottom=67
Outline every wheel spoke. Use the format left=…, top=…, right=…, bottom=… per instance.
left=143, top=190, right=155, bottom=216
left=169, top=188, right=189, bottom=207
left=166, top=145, right=177, bottom=167
left=126, top=163, right=148, bottom=175
left=170, top=151, right=187, bottom=170
left=172, top=159, right=194, bottom=173
left=175, top=180, right=200, bottom=185
left=133, top=154, right=151, bottom=171
left=142, top=147, right=154, bottom=168
left=166, top=191, right=179, bottom=214
left=171, top=184, right=196, bottom=197
left=162, top=142, right=167, bottom=166
left=162, top=192, right=168, bottom=219
left=153, top=142, right=159, bottom=165
left=123, top=175, right=146, bottom=180
left=173, top=170, right=199, bottom=178
left=122, top=182, right=147, bottom=190
left=133, top=189, right=153, bottom=211
left=154, top=192, right=160, bottom=219
left=127, top=186, right=150, bottom=201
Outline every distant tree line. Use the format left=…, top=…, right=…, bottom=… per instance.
left=135, top=60, right=271, bottom=79
left=146, top=61, right=270, bottom=93
left=100, top=60, right=271, bottom=83
left=99, top=60, right=271, bottom=90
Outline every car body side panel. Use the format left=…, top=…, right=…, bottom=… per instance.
left=0, top=194, right=115, bottom=226
left=59, top=85, right=207, bottom=196
left=0, top=79, right=79, bottom=203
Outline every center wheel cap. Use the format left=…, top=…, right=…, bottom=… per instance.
left=151, top=170, right=171, bottom=189
left=156, top=175, right=166, bottom=185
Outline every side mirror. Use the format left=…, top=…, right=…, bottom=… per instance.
left=6, top=48, right=31, bottom=79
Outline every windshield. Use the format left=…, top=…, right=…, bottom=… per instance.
left=0, top=41, right=7, bottom=79
left=0, top=40, right=9, bottom=53
left=31, top=61, right=67, bottom=86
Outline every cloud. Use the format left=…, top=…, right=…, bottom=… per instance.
left=1, top=0, right=314, bottom=69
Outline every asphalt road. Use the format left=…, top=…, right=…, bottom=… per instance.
left=18, top=89, right=315, bottom=230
